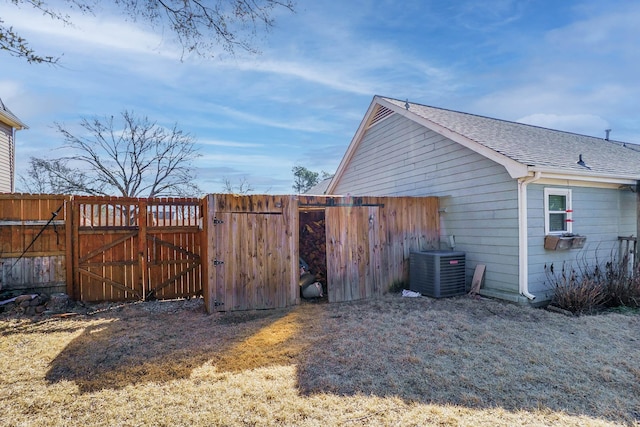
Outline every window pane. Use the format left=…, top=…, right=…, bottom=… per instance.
left=548, top=195, right=566, bottom=211
left=549, top=213, right=567, bottom=232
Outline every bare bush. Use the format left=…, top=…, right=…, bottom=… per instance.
left=546, top=256, right=640, bottom=314
left=545, top=262, right=608, bottom=315
left=602, top=261, right=640, bottom=308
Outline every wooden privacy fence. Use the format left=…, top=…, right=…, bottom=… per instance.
left=203, top=194, right=440, bottom=313
left=0, top=194, right=69, bottom=294
left=0, top=194, right=202, bottom=302
left=2, top=193, right=440, bottom=312
left=300, top=195, right=440, bottom=303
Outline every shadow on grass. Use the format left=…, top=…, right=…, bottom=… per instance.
left=0, top=318, right=89, bottom=337
left=43, top=295, right=640, bottom=425
left=45, top=301, right=301, bottom=393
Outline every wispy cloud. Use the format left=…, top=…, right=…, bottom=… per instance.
left=226, top=59, right=375, bottom=95
left=453, top=0, right=526, bottom=31
left=202, top=103, right=336, bottom=133
left=5, top=5, right=179, bottom=59
left=470, top=1, right=640, bottom=142
left=198, top=139, right=264, bottom=148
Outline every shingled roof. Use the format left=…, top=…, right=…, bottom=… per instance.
left=381, top=96, right=640, bottom=180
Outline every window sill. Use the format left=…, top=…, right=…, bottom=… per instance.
left=544, top=234, right=586, bottom=250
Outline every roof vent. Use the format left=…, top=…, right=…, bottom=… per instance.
left=577, top=154, right=591, bottom=169
left=605, top=129, right=611, bottom=141
left=368, top=105, right=394, bottom=128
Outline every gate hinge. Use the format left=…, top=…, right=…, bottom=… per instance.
left=213, top=218, right=224, bottom=225
left=214, top=259, right=224, bottom=266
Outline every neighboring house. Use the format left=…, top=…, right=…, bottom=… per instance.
left=0, top=98, right=28, bottom=193
left=304, top=177, right=332, bottom=195
left=327, top=95, right=640, bottom=304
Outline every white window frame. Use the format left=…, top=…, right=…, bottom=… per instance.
left=544, top=188, right=572, bottom=235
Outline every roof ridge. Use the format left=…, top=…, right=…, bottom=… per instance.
left=379, top=95, right=632, bottom=146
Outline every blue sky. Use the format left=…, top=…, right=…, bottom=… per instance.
left=2, top=0, right=639, bottom=194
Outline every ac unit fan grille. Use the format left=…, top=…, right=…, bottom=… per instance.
left=409, top=251, right=466, bottom=298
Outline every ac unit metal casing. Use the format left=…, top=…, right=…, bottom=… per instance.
left=409, top=250, right=466, bottom=298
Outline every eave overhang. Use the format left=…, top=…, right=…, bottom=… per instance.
left=0, top=110, right=28, bottom=130
left=527, top=166, right=640, bottom=186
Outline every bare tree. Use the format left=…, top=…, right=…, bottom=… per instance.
left=2, top=0, right=295, bottom=64
left=222, top=176, right=254, bottom=194
left=19, top=157, right=93, bottom=194
left=19, top=111, right=201, bottom=197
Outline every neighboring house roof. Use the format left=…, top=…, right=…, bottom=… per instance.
left=304, top=177, right=332, bottom=195
left=0, top=98, right=28, bottom=130
left=329, top=95, right=640, bottom=192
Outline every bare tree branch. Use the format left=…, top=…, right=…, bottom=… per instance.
left=222, top=176, right=254, bottom=194
left=3, top=0, right=295, bottom=63
left=19, top=111, right=201, bottom=197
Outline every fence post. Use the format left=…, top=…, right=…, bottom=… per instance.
left=201, top=195, right=211, bottom=313
left=139, top=200, right=148, bottom=300
left=66, top=197, right=76, bottom=299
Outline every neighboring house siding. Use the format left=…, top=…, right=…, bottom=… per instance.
left=333, top=113, right=521, bottom=295
left=526, top=184, right=637, bottom=297
left=0, top=122, right=12, bottom=193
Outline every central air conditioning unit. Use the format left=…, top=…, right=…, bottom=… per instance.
left=409, top=250, right=466, bottom=298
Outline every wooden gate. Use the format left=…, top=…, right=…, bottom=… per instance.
left=300, top=195, right=440, bottom=304
left=325, top=206, right=382, bottom=303
left=69, top=196, right=202, bottom=301
left=204, top=194, right=298, bottom=312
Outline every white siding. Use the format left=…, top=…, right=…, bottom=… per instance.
left=0, top=123, right=13, bottom=193
left=527, top=184, right=637, bottom=297
left=334, top=113, right=521, bottom=295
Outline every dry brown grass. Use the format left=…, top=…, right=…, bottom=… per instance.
left=1, top=294, right=639, bottom=426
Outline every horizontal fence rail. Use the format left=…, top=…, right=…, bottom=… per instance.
left=0, top=194, right=203, bottom=302
left=0, top=194, right=70, bottom=295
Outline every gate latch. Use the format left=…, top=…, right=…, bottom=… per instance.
left=214, top=259, right=224, bottom=266
left=213, top=218, right=224, bottom=225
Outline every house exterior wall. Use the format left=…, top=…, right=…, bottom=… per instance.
left=333, top=113, right=521, bottom=296
left=0, top=122, right=13, bottom=193
left=526, top=184, right=637, bottom=298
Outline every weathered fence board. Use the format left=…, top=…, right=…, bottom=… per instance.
left=205, top=194, right=439, bottom=312
left=325, top=206, right=381, bottom=303
left=299, top=195, right=439, bottom=304
left=0, top=194, right=69, bottom=294
left=205, top=194, right=298, bottom=312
